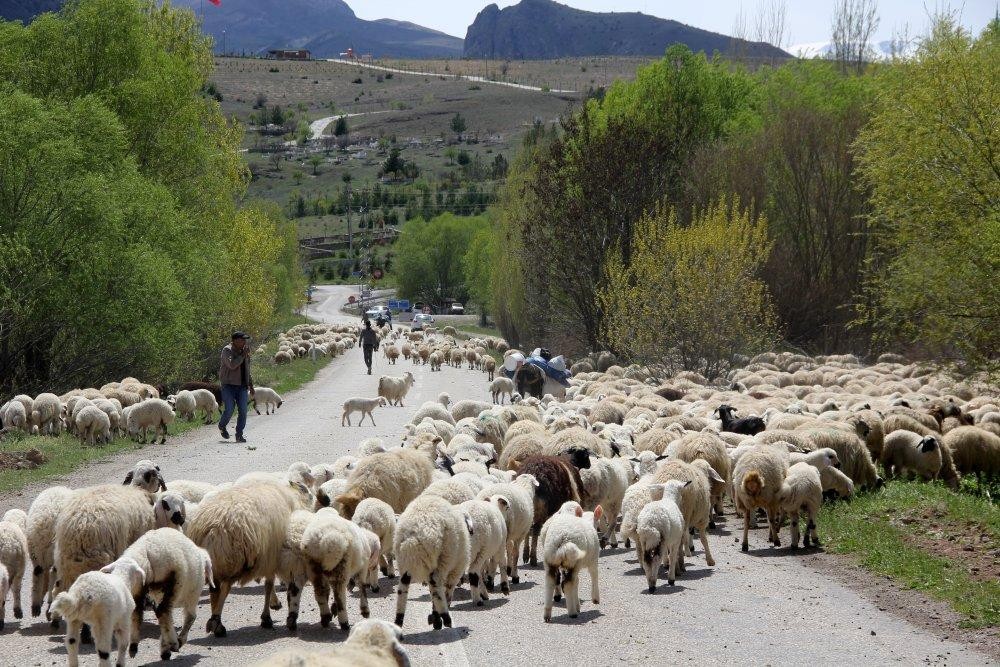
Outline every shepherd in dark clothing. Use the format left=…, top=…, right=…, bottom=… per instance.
left=360, top=319, right=380, bottom=375
left=219, top=331, right=254, bottom=443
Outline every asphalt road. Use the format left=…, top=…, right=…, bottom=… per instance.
left=0, top=285, right=992, bottom=666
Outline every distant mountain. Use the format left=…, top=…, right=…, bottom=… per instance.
left=464, top=0, right=790, bottom=60
left=789, top=40, right=917, bottom=60
left=2, top=0, right=464, bottom=59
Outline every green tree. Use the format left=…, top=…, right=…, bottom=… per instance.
left=450, top=112, right=467, bottom=136
left=599, top=198, right=779, bottom=380
left=856, top=17, right=1000, bottom=372
left=333, top=115, right=349, bottom=136
left=309, top=154, right=322, bottom=175
left=463, top=225, right=497, bottom=326
left=393, top=213, right=488, bottom=308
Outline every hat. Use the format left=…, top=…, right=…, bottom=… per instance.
left=231, top=331, right=250, bottom=340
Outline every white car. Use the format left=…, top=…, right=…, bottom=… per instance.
left=411, top=314, right=434, bottom=331
left=449, top=303, right=465, bottom=314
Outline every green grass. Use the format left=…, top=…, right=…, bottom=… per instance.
left=820, top=481, right=999, bottom=628
left=455, top=323, right=502, bottom=339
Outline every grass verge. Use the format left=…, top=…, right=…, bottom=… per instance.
left=455, top=323, right=502, bottom=339
left=819, top=480, right=999, bottom=629
left=1, top=311, right=333, bottom=495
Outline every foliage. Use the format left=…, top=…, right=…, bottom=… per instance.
left=392, top=213, right=489, bottom=308
left=599, top=198, right=779, bottom=380
left=0, top=0, right=303, bottom=393
left=450, top=112, right=467, bottom=135
left=463, top=223, right=499, bottom=325
left=856, top=18, right=1000, bottom=373
left=333, top=115, right=349, bottom=136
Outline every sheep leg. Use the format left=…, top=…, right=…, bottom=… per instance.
left=115, top=620, right=130, bottom=667
left=205, top=580, right=232, bottom=637
left=666, top=542, right=679, bottom=586
left=258, top=577, right=276, bottom=629
left=156, top=603, right=179, bottom=659
left=128, top=593, right=144, bottom=657
left=435, top=575, right=452, bottom=628
left=158, top=421, right=168, bottom=444
left=589, top=561, right=599, bottom=604
left=394, top=572, right=411, bottom=628
left=769, top=510, right=782, bottom=547
left=342, top=411, right=349, bottom=427
left=311, top=570, right=333, bottom=628
left=641, top=544, right=658, bottom=593
left=31, top=564, right=46, bottom=617
left=10, top=568, right=23, bottom=619
left=507, top=539, right=520, bottom=584
left=741, top=509, right=751, bottom=552
left=498, top=548, right=510, bottom=595
left=65, top=619, right=82, bottom=667
left=268, top=586, right=282, bottom=610
left=563, top=567, right=579, bottom=618
left=543, top=565, right=557, bottom=622
left=425, top=573, right=443, bottom=629
left=789, top=511, right=800, bottom=549
left=699, top=526, right=716, bottom=566
left=92, top=618, right=113, bottom=667
left=335, top=578, right=351, bottom=630
left=177, top=602, right=197, bottom=648
left=529, top=526, right=540, bottom=566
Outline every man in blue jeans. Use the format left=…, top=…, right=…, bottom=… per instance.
left=219, top=331, right=254, bottom=443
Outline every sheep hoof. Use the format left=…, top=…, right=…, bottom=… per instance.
left=706, top=557, right=716, bottom=567
left=13, top=608, right=22, bottom=619
left=529, top=557, right=538, bottom=566
left=287, top=612, right=298, bottom=632
left=269, top=600, right=282, bottom=611
left=511, top=576, right=520, bottom=585
left=484, top=577, right=495, bottom=592
left=50, top=618, right=60, bottom=629
left=320, top=614, right=333, bottom=628
left=500, top=582, right=510, bottom=595
left=708, top=520, right=717, bottom=530
left=773, top=538, right=781, bottom=547
left=161, top=650, right=172, bottom=661
left=741, top=542, right=749, bottom=552
left=442, top=613, right=452, bottom=628
left=667, top=579, right=675, bottom=586
left=260, top=615, right=273, bottom=629
left=544, top=615, right=551, bottom=623
left=647, top=585, right=656, bottom=594
left=429, top=612, right=442, bottom=630
left=31, top=605, right=41, bottom=617
left=129, top=643, right=138, bottom=658
left=361, top=607, right=371, bottom=619
left=624, top=539, right=631, bottom=549
left=340, top=621, right=350, bottom=631
left=790, top=543, right=799, bottom=550
left=370, top=585, right=379, bottom=594
left=569, top=613, right=578, bottom=619
left=812, top=537, right=822, bottom=547
left=213, top=624, right=227, bottom=638
left=476, top=599, right=484, bottom=607
left=394, top=613, right=404, bottom=627
left=553, top=593, right=562, bottom=602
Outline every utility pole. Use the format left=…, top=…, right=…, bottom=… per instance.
left=346, top=183, right=353, bottom=252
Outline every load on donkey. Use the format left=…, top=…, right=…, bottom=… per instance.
left=503, top=348, right=571, bottom=400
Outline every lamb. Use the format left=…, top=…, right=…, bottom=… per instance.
left=732, top=445, right=788, bottom=551
left=652, top=459, right=718, bottom=568
left=458, top=497, right=510, bottom=605
left=358, top=438, right=388, bottom=457
left=103, top=528, right=213, bottom=660
left=301, top=508, right=379, bottom=631
left=409, top=401, right=456, bottom=426
left=580, top=456, right=631, bottom=548
left=342, top=397, right=388, bottom=426
left=26, top=485, right=73, bottom=619
left=498, top=433, right=547, bottom=471
left=177, top=381, right=222, bottom=404
left=539, top=502, right=602, bottom=622
left=636, top=480, right=688, bottom=591
left=423, top=478, right=476, bottom=505
left=274, top=509, right=313, bottom=632
left=384, top=344, right=400, bottom=364
left=1, top=399, right=27, bottom=432
left=125, top=399, right=175, bottom=444
left=254, top=618, right=411, bottom=667
left=335, top=448, right=435, bottom=519
left=50, top=558, right=144, bottom=667
left=53, top=485, right=156, bottom=597
left=186, top=479, right=310, bottom=637
left=490, top=377, right=516, bottom=405
left=0, top=516, right=29, bottom=629
left=778, top=462, right=823, bottom=549
left=393, top=494, right=472, bottom=631
left=798, top=428, right=882, bottom=491
left=452, top=399, right=492, bottom=422
left=1, top=509, right=26, bottom=532
left=189, top=388, right=219, bottom=424
left=820, top=465, right=856, bottom=499
left=943, top=426, right=1000, bottom=488
left=484, top=357, right=497, bottom=381
left=716, top=404, right=765, bottom=435
left=880, top=432, right=943, bottom=481
left=517, top=450, right=592, bottom=565
left=251, top=387, right=283, bottom=415
left=154, top=491, right=190, bottom=531
left=75, top=405, right=112, bottom=446
left=353, top=498, right=397, bottom=579
left=429, top=351, right=444, bottom=371
left=475, top=474, right=538, bottom=585
left=673, top=432, right=732, bottom=516
left=378, top=372, right=415, bottom=407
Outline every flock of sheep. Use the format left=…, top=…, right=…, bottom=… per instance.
left=3, top=323, right=1000, bottom=666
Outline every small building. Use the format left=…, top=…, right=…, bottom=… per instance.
left=267, top=49, right=311, bottom=60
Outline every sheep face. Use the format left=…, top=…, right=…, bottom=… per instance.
left=565, top=447, right=591, bottom=470
left=919, top=436, right=939, bottom=453
left=155, top=493, right=186, bottom=529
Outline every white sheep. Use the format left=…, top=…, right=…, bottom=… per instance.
left=451, top=399, right=493, bottom=422
left=0, top=399, right=27, bottom=432
left=378, top=372, right=415, bottom=407
left=409, top=400, right=456, bottom=426
left=123, top=459, right=167, bottom=493
left=251, top=387, right=283, bottom=415
left=50, top=558, right=144, bottom=667
left=165, top=480, right=216, bottom=504
left=881, top=431, right=943, bottom=481
left=342, top=396, right=388, bottom=426
left=353, top=497, right=397, bottom=580
left=0, top=516, right=29, bottom=629
left=778, top=462, right=823, bottom=549
left=358, top=438, right=388, bottom=457
left=253, top=618, right=409, bottom=667
left=154, top=491, right=190, bottom=531
left=459, top=497, right=510, bottom=604
left=103, top=528, right=213, bottom=660
left=75, top=405, right=111, bottom=446
left=820, top=465, right=856, bottom=499
left=475, top=474, right=538, bottom=585
left=26, top=485, right=73, bottom=619
left=580, top=456, right=631, bottom=548
left=393, top=493, right=472, bottom=631
left=125, top=399, right=174, bottom=444
left=733, top=445, right=789, bottom=551
left=636, top=480, right=688, bottom=591
left=490, top=377, right=516, bottom=405
left=539, top=502, right=602, bottom=622
left=275, top=509, right=313, bottom=632
left=334, top=448, right=436, bottom=519
left=190, top=389, right=219, bottom=424
left=169, top=390, right=198, bottom=422
left=30, top=393, right=63, bottom=435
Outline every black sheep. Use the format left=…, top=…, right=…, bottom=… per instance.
left=716, top=404, right=766, bottom=435
left=516, top=448, right=591, bottom=565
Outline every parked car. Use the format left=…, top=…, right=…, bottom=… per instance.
left=411, top=313, right=434, bottom=331
left=449, top=303, right=465, bottom=314
left=365, top=306, right=390, bottom=320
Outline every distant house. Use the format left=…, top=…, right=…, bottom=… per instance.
left=267, top=49, right=311, bottom=60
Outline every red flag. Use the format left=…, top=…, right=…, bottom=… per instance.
left=208, top=0, right=221, bottom=5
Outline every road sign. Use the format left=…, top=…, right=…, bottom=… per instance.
left=398, top=300, right=410, bottom=311
left=348, top=295, right=356, bottom=304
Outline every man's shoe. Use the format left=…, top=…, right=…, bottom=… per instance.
left=236, top=435, right=247, bottom=444
left=219, top=425, right=230, bottom=440
left=367, top=369, right=372, bottom=375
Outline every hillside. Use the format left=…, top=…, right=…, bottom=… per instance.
left=464, top=0, right=789, bottom=59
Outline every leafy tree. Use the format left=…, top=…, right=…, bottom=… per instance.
left=381, top=147, right=404, bottom=178
left=450, top=112, right=467, bottom=136
left=856, top=17, right=1000, bottom=372
left=308, top=154, right=322, bottom=175
left=456, top=150, right=471, bottom=166
left=463, top=225, right=497, bottom=325
left=393, top=214, right=488, bottom=308
left=333, top=115, right=348, bottom=136
left=599, top=198, right=779, bottom=380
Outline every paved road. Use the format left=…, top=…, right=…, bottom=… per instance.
left=0, top=285, right=992, bottom=665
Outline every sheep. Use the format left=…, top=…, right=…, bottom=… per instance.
left=123, top=460, right=167, bottom=494
left=943, top=426, right=1000, bottom=488
left=0, top=516, right=29, bottom=630
left=798, top=428, right=882, bottom=491
left=673, top=432, right=732, bottom=516
left=358, top=438, right=388, bottom=458
left=189, top=388, right=219, bottom=425
left=342, top=397, right=388, bottom=426
left=353, top=498, right=397, bottom=579
left=484, top=357, right=497, bottom=381
left=254, top=618, right=410, bottom=667
left=26, top=485, right=73, bottom=619
left=544, top=426, right=614, bottom=458
left=539, top=502, right=602, bottom=622
left=409, top=401, right=456, bottom=426
left=384, top=344, right=401, bottom=364
left=778, top=462, right=823, bottom=549
left=716, top=404, right=766, bottom=435
left=125, top=398, right=174, bottom=444
left=154, top=491, right=190, bottom=531
left=636, top=480, right=688, bottom=591
left=335, top=448, right=435, bottom=519
left=54, top=485, right=156, bottom=598
left=103, top=528, right=213, bottom=660
left=459, top=497, right=510, bottom=604
left=75, top=405, right=112, bottom=446
left=452, top=399, right=492, bottom=422
left=50, top=559, right=144, bottom=667
left=881, top=432, right=943, bottom=481
left=517, top=450, right=592, bottom=565
left=429, top=351, right=443, bottom=371
left=732, top=445, right=788, bottom=551
left=490, top=377, right=516, bottom=405
left=251, top=387, right=283, bottom=415
left=273, top=350, right=293, bottom=364
left=1, top=509, right=26, bottom=532
left=651, top=459, right=717, bottom=568
left=274, top=509, right=313, bottom=632
left=423, top=478, right=476, bottom=505
left=169, top=390, right=198, bottom=422
left=165, top=480, right=216, bottom=504
left=378, top=372, right=415, bottom=407
left=1, top=399, right=27, bottom=432
left=580, top=456, right=630, bottom=548
left=476, top=474, right=538, bottom=585
left=186, top=479, right=310, bottom=637
left=820, top=465, right=856, bottom=499
left=30, top=393, right=64, bottom=435
left=301, top=508, right=378, bottom=631
left=393, top=494, right=472, bottom=631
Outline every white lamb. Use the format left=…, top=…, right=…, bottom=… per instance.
left=30, top=393, right=63, bottom=435
left=342, top=397, right=387, bottom=426
left=50, top=558, right=145, bottom=667
left=0, top=516, right=29, bottom=629
left=125, top=399, right=174, bottom=444
left=539, top=502, right=602, bottom=622
left=190, top=389, right=219, bottom=424
left=580, top=456, right=631, bottom=548
left=27, top=485, right=73, bottom=620
left=475, top=474, right=539, bottom=585
left=75, top=405, right=111, bottom=446
left=251, top=387, right=283, bottom=415
left=352, top=498, right=397, bottom=579
left=169, top=390, right=198, bottom=422
left=358, top=438, right=388, bottom=457
left=378, top=372, right=415, bottom=407
left=636, top=480, right=688, bottom=591
left=778, top=462, right=824, bottom=549
left=490, top=377, right=516, bottom=404
left=459, top=497, right=510, bottom=604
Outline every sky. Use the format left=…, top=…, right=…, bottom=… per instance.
left=351, top=0, right=997, bottom=44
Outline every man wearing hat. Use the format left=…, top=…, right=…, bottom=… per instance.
left=219, top=331, right=254, bottom=443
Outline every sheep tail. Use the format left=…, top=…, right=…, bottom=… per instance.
left=742, top=471, right=765, bottom=497
left=553, top=543, right=585, bottom=569
left=50, top=591, right=80, bottom=619
left=637, top=526, right=661, bottom=551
